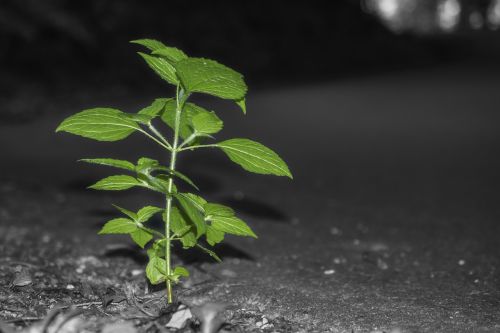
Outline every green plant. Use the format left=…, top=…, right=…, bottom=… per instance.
left=56, top=39, right=292, bottom=303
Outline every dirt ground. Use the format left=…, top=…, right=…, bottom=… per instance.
left=1, top=64, right=500, bottom=332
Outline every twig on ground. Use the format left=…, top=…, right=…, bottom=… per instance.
left=5, top=317, right=43, bottom=323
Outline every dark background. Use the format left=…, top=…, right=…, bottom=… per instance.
left=2, top=0, right=500, bottom=122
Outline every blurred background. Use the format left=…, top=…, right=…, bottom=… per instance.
left=1, top=0, right=500, bottom=121
left=2, top=0, right=500, bottom=218
left=2, top=0, right=500, bottom=206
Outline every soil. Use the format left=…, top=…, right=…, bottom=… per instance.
left=1, top=64, right=500, bottom=332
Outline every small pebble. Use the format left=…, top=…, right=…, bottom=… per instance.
left=220, top=269, right=237, bottom=278
left=66, top=284, right=75, bottom=290
left=256, top=316, right=272, bottom=329
left=333, top=257, right=343, bottom=264
left=330, top=227, right=342, bottom=236
left=131, top=269, right=143, bottom=276
left=377, top=258, right=389, bottom=270
left=458, top=259, right=466, bottom=266
left=324, top=269, right=335, bottom=275
left=12, top=270, right=32, bottom=287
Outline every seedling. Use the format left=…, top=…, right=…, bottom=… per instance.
left=56, top=39, right=292, bottom=303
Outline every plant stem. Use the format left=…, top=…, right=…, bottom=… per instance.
left=148, top=124, right=172, bottom=150
left=163, top=85, right=186, bottom=303
left=137, top=128, right=171, bottom=151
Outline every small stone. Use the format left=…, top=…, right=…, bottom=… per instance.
left=166, top=306, right=192, bottom=329
left=256, top=317, right=271, bottom=329
left=42, top=234, right=51, bottom=243
left=474, top=279, right=480, bottom=283
left=220, top=269, right=237, bottom=278
left=458, top=259, right=466, bottom=266
left=370, top=242, right=389, bottom=252
left=12, top=269, right=32, bottom=287
left=377, top=258, right=389, bottom=270
left=330, top=227, right=342, bottom=236
left=291, top=217, right=300, bottom=225
left=353, top=239, right=360, bottom=246
left=324, top=269, right=335, bottom=275
left=66, top=284, right=75, bottom=290
left=131, top=269, right=142, bottom=277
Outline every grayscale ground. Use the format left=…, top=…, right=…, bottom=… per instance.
left=1, top=64, right=500, bottom=332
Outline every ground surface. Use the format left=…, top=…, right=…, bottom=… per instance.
left=1, top=64, right=500, bottom=332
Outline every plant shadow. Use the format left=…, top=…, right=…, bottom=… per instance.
left=103, top=246, right=148, bottom=265
left=219, top=196, right=289, bottom=222
left=173, top=242, right=254, bottom=264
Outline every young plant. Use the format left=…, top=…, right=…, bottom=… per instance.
left=56, top=39, right=292, bottom=303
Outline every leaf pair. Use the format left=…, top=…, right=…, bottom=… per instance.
left=99, top=206, right=163, bottom=248
left=132, top=39, right=246, bottom=113
left=171, top=192, right=257, bottom=248
left=161, top=101, right=223, bottom=141
left=82, top=157, right=197, bottom=192
left=146, top=246, right=189, bottom=285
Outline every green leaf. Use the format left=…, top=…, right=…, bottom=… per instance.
left=152, top=48, right=188, bottom=63
left=130, top=229, right=153, bottom=248
left=171, top=225, right=192, bottom=238
left=148, top=239, right=166, bottom=258
left=98, top=218, right=137, bottom=234
left=174, top=58, right=247, bottom=100
left=216, top=138, right=292, bottom=178
left=169, top=207, right=196, bottom=248
left=137, top=206, right=163, bottom=223
left=146, top=255, right=167, bottom=285
left=175, top=193, right=206, bottom=237
left=79, top=158, right=135, bottom=172
left=210, top=216, right=257, bottom=238
left=191, top=112, right=223, bottom=135
left=235, top=98, right=246, bottom=114
left=138, top=52, right=178, bottom=85
left=131, top=39, right=168, bottom=52
left=204, top=203, right=234, bottom=217
left=136, top=157, right=160, bottom=173
left=89, top=175, right=141, bottom=191
left=173, top=266, right=190, bottom=277
left=145, top=176, right=177, bottom=194
left=206, top=226, right=225, bottom=246
left=113, top=204, right=138, bottom=220
left=138, top=98, right=170, bottom=118
left=196, top=244, right=222, bottom=263
left=125, top=113, right=153, bottom=124
left=162, top=101, right=213, bottom=140
left=56, top=108, right=140, bottom=142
